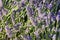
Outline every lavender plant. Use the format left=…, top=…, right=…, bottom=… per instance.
left=0, top=0, right=60, bottom=40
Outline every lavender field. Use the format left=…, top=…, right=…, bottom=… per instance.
left=0, top=0, right=60, bottom=40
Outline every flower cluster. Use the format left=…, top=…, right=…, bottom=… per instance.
left=0, top=0, right=60, bottom=40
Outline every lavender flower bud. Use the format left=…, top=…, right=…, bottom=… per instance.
left=5, top=25, right=13, bottom=38
left=34, top=29, right=40, bottom=37
left=56, top=10, right=60, bottom=22
left=50, top=12, right=56, bottom=21
left=11, top=12, right=15, bottom=25
left=2, top=8, right=8, bottom=16
left=26, top=6, right=34, bottom=17
left=30, top=17, right=37, bottom=26
left=21, top=1, right=26, bottom=7
left=52, top=34, right=56, bottom=40
left=24, top=35, right=32, bottom=40
left=13, top=23, right=22, bottom=30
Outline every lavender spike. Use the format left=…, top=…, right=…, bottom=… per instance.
left=24, top=35, right=32, bottom=40
left=52, top=34, right=56, bottom=40
left=5, top=25, right=13, bottom=38
left=34, top=28, right=40, bottom=38
left=11, top=12, right=15, bottom=25
left=56, top=10, right=60, bottom=22
left=30, top=17, right=37, bottom=26
left=26, top=6, right=34, bottom=17
left=13, top=22, right=22, bottom=30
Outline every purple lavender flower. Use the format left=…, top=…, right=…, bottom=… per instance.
left=11, top=12, right=15, bottom=25
left=24, top=35, right=32, bottom=40
left=50, top=12, right=56, bottom=21
left=34, top=29, right=40, bottom=37
left=43, top=14, right=49, bottom=26
left=57, top=10, right=60, bottom=17
left=32, top=0, right=42, bottom=8
left=5, top=25, right=13, bottom=38
left=13, top=23, right=22, bottom=30
left=38, top=2, right=43, bottom=9
left=29, top=17, right=37, bottom=26
left=52, top=34, right=56, bottom=40
left=57, top=0, right=60, bottom=5
left=0, top=10, right=2, bottom=17
left=48, top=3, right=52, bottom=10
left=56, top=10, right=60, bottom=22
left=46, top=2, right=53, bottom=10
left=26, top=6, right=34, bottom=17
left=21, top=2, right=26, bottom=7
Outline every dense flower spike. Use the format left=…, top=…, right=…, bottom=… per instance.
left=0, top=0, right=60, bottom=40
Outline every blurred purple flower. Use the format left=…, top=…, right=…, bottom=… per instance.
left=21, top=2, right=26, bottom=7
left=43, top=14, right=49, bottom=26
left=38, top=2, right=43, bottom=9
left=57, top=0, right=60, bottom=5
left=5, top=25, right=13, bottom=38
left=34, top=29, right=40, bottom=37
left=26, top=6, right=34, bottom=17
left=50, top=12, right=56, bottom=21
left=30, top=17, right=37, bottom=26
left=48, top=3, right=52, bottom=10
left=45, top=2, right=52, bottom=10
left=57, top=10, right=60, bottom=17
left=33, top=0, right=42, bottom=8
left=0, top=10, right=2, bottom=16
left=52, top=34, right=56, bottom=40
left=11, top=12, right=15, bottom=25
left=13, top=23, right=22, bottom=30
left=56, top=10, right=60, bottom=22
left=24, top=35, right=32, bottom=40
